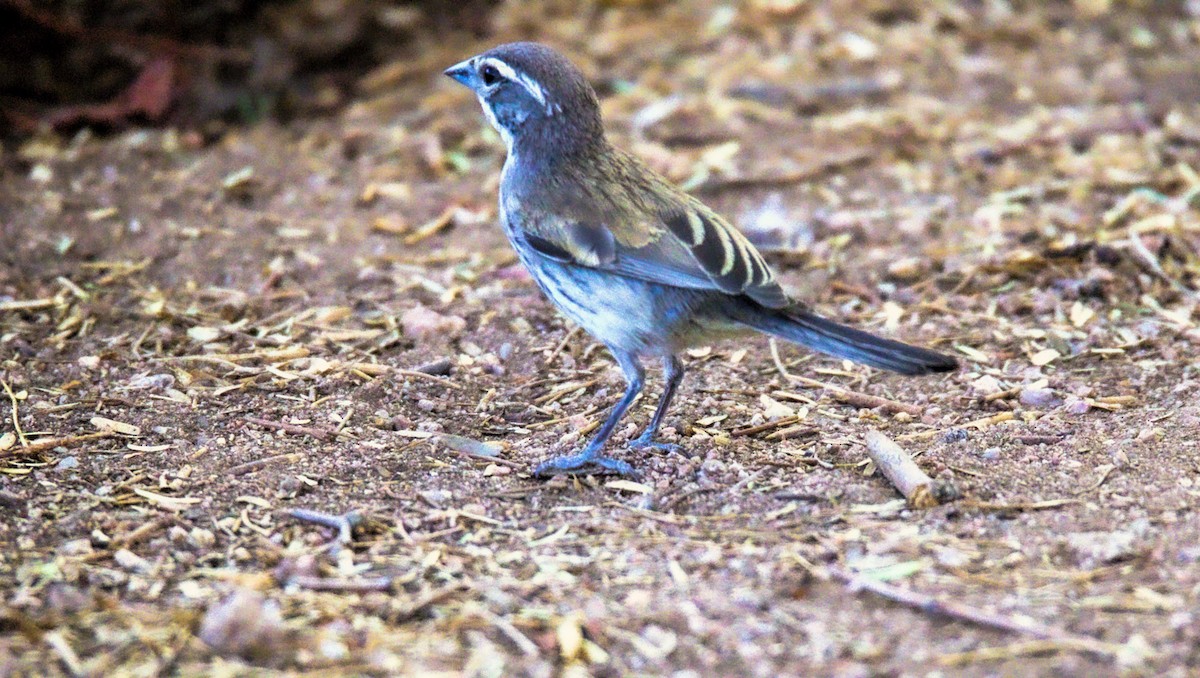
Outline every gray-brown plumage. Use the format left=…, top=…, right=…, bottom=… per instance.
left=446, top=42, right=955, bottom=476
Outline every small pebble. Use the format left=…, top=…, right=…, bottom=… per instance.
left=113, top=548, right=152, bottom=573
left=54, top=456, right=79, bottom=471
left=941, top=428, right=969, bottom=443
left=978, top=447, right=1001, bottom=461
left=1019, top=387, right=1062, bottom=408
left=1064, top=397, right=1091, bottom=414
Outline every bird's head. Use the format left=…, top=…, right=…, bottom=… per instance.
left=445, top=42, right=605, bottom=158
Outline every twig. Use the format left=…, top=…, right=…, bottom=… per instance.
left=287, top=575, right=393, bottom=592
left=0, top=431, right=115, bottom=459
left=961, top=499, right=1076, bottom=512
left=534, top=378, right=600, bottom=405
left=165, top=346, right=309, bottom=364
left=351, top=363, right=463, bottom=389
left=769, top=341, right=924, bottom=415
left=0, top=298, right=56, bottom=312
left=1125, top=226, right=1197, bottom=299
left=899, top=412, right=1015, bottom=442
left=393, top=583, right=471, bottom=622
left=864, top=430, right=958, bottom=508
left=695, top=150, right=873, bottom=194
left=404, top=206, right=458, bottom=246
left=245, top=416, right=334, bottom=441
left=393, top=368, right=464, bottom=389
left=727, top=468, right=768, bottom=494
left=113, top=514, right=176, bottom=548
left=228, top=452, right=301, bottom=476
left=287, top=508, right=363, bottom=544
left=827, top=566, right=1122, bottom=657
left=1, top=379, right=28, bottom=447
left=545, top=326, right=582, bottom=366
left=43, top=631, right=84, bottom=678
left=481, top=610, right=540, bottom=656
left=938, top=640, right=1111, bottom=666
left=731, top=416, right=801, bottom=438
left=793, top=376, right=923, bottom=416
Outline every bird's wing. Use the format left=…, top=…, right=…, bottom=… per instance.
left=517, top=195, right=790, bottom=309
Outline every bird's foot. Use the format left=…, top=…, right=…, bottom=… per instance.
left=627, top=432, right=683, bottom=455
left=533, top=448, right=638, bottom=478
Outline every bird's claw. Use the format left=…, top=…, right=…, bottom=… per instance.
left=533, top=451, right=639, bottom=479
left=627, top=434, right=683, bottom=455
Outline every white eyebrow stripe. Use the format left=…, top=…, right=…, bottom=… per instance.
left=478, top=57, right=552, bottom=113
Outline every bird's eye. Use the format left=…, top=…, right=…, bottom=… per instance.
left=480, top=64, right=503, bottom=86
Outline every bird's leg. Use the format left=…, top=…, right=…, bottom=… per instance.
left=628, top=355, right=685, bottom=454
left=534, top=350, right=644, bottom=477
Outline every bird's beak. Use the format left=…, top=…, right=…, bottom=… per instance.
left=443, top=60, right=474, bottom=88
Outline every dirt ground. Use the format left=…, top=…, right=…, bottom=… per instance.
left=3, top=2, right=1200, bottom=676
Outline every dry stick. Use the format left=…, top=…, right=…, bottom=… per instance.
left=351, top=364, right=463, bottom=389
left=1, top=379, right=29, bottom=447
left=287, top=575, right=393, bottom=592
left=167, top=346, right=309, bottom=364
left=0, top=431, right=115, bottom=459
left=545, top=326, right=583, bottom=366
left=480, top=610, right=540, bottom=657
left=0, top=298, right=56, bottom=312
left=43, top=631, right=84, bottom=678
left=731, top=415, right=801, bottom=438
left=827, top=566, right=1121, bottom=657
left=864, top=430, right=957, bottom=508
left=244, top=417, right=334, bottom=441
left=769, top=340, right=923, bottom=416
left=1126, top=226, right=1198, bottom=300
left=393, top=583, right=472, bottom=622
left=795, top=376, right=923, bottom=416
left=454, top=449, right=524, bottom=468
left=287, top=508, right=363, bottom=545
left=695, top=150, right=873, bottom=193
left=228, top=452, right=301, bottom=476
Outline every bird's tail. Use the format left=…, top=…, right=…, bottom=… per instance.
left=727, top=305, right=957, bottom=375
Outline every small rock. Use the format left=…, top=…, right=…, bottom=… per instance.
left=759, top=394, right=794, bottom=420
left=60, top=538, right=93, bottom=556
left=1066, top=527, right=1146, bottom=566
left=199, top=589, right=287, bottom=663
left=1019, top=387, right=1062, bottom=408
left=189, top=527, right=216, bottom=548
left=978, top=447, right=1001, bottom=461
left=941, top=428, right=969, bottom=443
left=168, top=526, right=190, bottom=544
left=401, top=305, right=466, bottom=341
left=483, top=464, right=511, bottom=476
left=413, top=357, right=453, bottom=375
left=1063, top=396, right=1091, bottom=414
left=54, top=456, right=79, bottom=471
left=418, top=489, right=452, bottom=507
left=127, top=373, right=175, bottom=390
left=113, top=549, right=152, bottom=573
left=971, top=375, right=1003, bottom=396
left=886, top=256, right=928, bottom=282
left=437, top=434, right=503, bottom=458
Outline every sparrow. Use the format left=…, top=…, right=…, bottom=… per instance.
left=445, top=42, right=956, bottom=477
